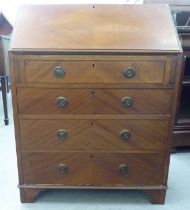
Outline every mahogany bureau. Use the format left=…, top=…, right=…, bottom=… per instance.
left=9, top=5, right=182, bottom=204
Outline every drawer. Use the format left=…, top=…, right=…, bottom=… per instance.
left=20, top=119, right=170, bottom=150
left=18, top=88, right=92, bottom=115
left=20, top=119, right=92, bottom=149
left=22, top=153, right=91, bottom=185
left=24, top=60, right=166, bottom=84
left=93, top=119, right=170, bottom=149
left=17, top=88, right=172, bottom=115
left=93, top=88, right=172, bottom=115
left=91, top=153, right=166, bottom=186
left=22, top=152, right=165, bottom=186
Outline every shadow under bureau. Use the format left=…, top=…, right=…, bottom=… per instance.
left=9, top=4, right=182, bottom=204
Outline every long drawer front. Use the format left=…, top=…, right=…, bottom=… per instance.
left=24, top=59, right=166, bottom=84
left=22, top=152, right=166, bottom=186
left=17, top=88, right=172, bottom=115
left=20, top=119, right=170, bottom=150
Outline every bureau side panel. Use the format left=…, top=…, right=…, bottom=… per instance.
left=9, top=52, right=24, bottom=185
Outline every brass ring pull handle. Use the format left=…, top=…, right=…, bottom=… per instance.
left=54, top=66, right=65, bottom=78
left=57, top=129, right=68, bottom=141
left=58, top=164, right=69, bottom=174
left=118, top=164, right=128, bottom=175
left=120, top=130, right=131, bottom=141
left=122, top=67, right=136, bottom=78
left=122, top=96, right=133, bottom=107
left=56, top=97, right=68, bottom=108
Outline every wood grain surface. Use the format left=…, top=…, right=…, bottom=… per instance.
left=22, top=152, right=166, bottom=186
left=22, top=152, right=91, bottom=185
left=24, top=59, right=166, bottom=84
left=10, top=4, right=181, bottom=53
left=20, top=119, right=170, bottom=150
left=17, top=88, right=172, bottom=115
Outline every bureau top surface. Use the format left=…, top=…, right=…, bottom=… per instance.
left=10, top=4, right=181, bottom=53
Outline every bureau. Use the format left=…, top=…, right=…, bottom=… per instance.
left=9, top=4, right=182, bottom=204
